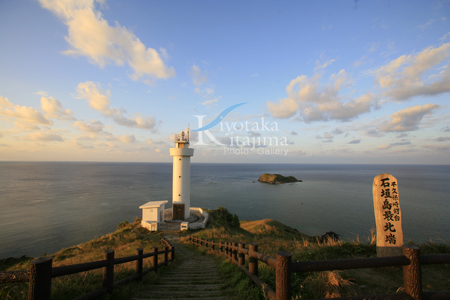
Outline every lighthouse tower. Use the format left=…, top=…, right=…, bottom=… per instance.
left=170, top=129, right=194, bottom=220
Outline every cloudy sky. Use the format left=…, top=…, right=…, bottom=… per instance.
left=1, top=0, right=449, bottom=164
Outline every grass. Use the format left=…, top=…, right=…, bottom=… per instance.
left=185, top=207, right=450, bottom=299
left=0, top=218, right=176, bottom=300
left=2, top=207, right=450, bottom=300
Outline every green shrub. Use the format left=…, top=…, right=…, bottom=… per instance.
left=117, top=220, right=129, bottom=229
left=210, top=206, right=240, bottom=229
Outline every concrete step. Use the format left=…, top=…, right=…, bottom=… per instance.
left=133, top=240, right=231, bottom=300
left=137, top=290, right=224, bottom=297
left=133, top=297, right=229, bottom=300
left=164, top=273, right=221, bottom=279
left=158, top=279, right=223, bottom=284
left=147, top=284, right=224, bottom=291
left=164, top=272, right=219, bottom=276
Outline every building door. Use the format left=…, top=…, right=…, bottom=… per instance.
left=173, top=204, right=185, bottom=220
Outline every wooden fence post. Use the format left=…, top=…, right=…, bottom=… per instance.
left=172, top=245, right=175, bottom=261
left=28, top=256, right=52, bottom=300
left=153, top=247, right=158, bottom=273
left=233, top=242, right=238, bottom=264
left=164, top=246, right=169, bottom=265
left=220, top=241, right=223, bottom=254
left=238, top=243, right=245, bottom=267
left=276, top=251, right=292, bottom=300
left=211, top=240, right=215, bottom=251
left=103, top=250, right=114, bottom=294
left=403, top=245, right=422, bottom=300
left=136, top=248, right=143, bottom=281
left=228, top=242, right=233, bottom=261
left=249, top=243, right=258, bottom=277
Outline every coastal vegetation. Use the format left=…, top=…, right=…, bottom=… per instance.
left=0, top=218, right=175, bottom=300
left=185, top=208, right=450, bottom=299
left=2, top=208, right=450, bottom=299
left=258, top=173, right=302, bottom=184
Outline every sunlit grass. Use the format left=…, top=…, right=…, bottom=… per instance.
left=186, top=209, right=450, bottom=299
left=0, top=218, right=174, bottom=300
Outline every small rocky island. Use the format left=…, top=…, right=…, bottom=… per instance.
left=258, top=173, right=302, bottom=184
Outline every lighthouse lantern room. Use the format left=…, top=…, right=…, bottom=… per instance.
left=170, top=129, right=194, bottom=220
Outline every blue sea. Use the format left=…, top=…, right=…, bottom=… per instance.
left=0, top=162, right=449, bottom=259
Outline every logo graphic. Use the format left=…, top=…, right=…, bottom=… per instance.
left=193, top=102, right=248, bottom=132
left=193, top=102, right=289, bottom=157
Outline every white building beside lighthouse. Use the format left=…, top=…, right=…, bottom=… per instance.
left=170, top=129, right=194, bottom=220
left=140, top=128, right=209, bottom=231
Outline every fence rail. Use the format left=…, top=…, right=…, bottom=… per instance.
left=0, top=237, right=175, bottom=300
left=188, top=235, right=450, bottom=300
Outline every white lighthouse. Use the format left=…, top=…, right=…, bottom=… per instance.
left=170, top=129, right=194, bottom=220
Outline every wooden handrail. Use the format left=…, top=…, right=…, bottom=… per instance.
left=52, top=259, right=109, bottom=278
left=290, top=255, right=411, bottom=273
left=188, top=235, right=450, bottom=300
left=0, top=237, right=175, bottom=300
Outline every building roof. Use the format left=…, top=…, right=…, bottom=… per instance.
left=139, top=200, right=168, bottom=209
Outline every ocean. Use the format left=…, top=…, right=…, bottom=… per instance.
left=0, top=162, right=449, bottom=259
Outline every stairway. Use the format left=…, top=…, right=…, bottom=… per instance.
left=132, top=236, right=230, bottom=300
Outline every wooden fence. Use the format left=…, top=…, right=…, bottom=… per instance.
left=188, top=235, right=450, bottom=300
left=0, top=238, right=175, bottom=300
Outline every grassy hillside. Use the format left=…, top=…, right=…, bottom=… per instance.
left=0, top=218, right=176, bottom=300
left=2, top=208, right=449, bottom=300
left=186, top=208, right=450, bottom=299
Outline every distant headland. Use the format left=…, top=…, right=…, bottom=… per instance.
left=257, top=173, right=302, bottom=184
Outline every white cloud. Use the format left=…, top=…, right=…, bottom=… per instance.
left=348, top=139, right=361, bottom=144
left=72, top=140, right=94, bottom=149
left=436, top=136, right=450, bottom=142
left=324, top=132, right=334, bottom=139
left=0, top=96, right=52, bottom=125
left=201, top=99, right=219, bottom=106
left=267, top=70, right=376, bottom=122
left=38, top=0, right=175, bottom=82
left=314, top=58, right=335, bottom=70
left=120, top=135, right=136, bottom=143
left=14, top=122, right=41, bottom=130
left=374, top=43, right=450, bottom=101
left=146, top=138, right=168, bottom=146
left=34, top=91, right=48, bottom=97
left=422, top=144, right=450, bottom=151
left=41, top=97, right=75, bottom=120
left=440, top=32, right=450, bottom=42
left=22, top=132, right=64, bottom=142
left=332, top=128, right=343, bottom=135
left=417, top=19, right=435, bottom=31
left=75, top=81, right=157, bottom=131
left=191, top=65, right=208, bottom=86
left=381, top=103, right=440, bottom=132
left=72, top=120, right=105, bottom=133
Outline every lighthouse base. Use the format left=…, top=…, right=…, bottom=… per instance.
left=146, top=207, right=209, bottom=231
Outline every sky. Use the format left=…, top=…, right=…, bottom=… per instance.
left=0, top=0, right=450, bottom=164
